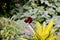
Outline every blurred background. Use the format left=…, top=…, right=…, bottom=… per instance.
left=0, top=0, right=60, bottom=40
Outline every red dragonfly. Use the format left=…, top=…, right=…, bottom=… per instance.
left=24, top=17, right=33, bottom=24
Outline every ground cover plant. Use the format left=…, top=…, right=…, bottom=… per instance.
left=0, top=0, right=60, bottom=40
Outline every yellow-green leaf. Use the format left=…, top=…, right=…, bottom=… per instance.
left=46, top=35, right=55, bottom=40
left=58, top=33, right=60, bottom=40
left=45, top=19, right=54, bottom=34
left=36, top=22, right=42, bottom=36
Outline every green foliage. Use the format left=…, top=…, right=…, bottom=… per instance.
left=0, top=0, right=29, bottom=17
left=11, top=0, right=60, bottom=39
left=0, top=0, right=60, bottom=40
left=12, top=0, right=60, bottom=27
left=0, top=17, right=33, bottom=40
left=0, top=0, right=14, bottom=17
left=0, top=17, right=21, bottom=40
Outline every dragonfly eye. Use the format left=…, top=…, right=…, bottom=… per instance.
left=24, top=17, right=33, bottom=24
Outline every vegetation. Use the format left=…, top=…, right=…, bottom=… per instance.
left=0, top=0, right=60, bottom=40
left=33, top=19, right=58, bottom=40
